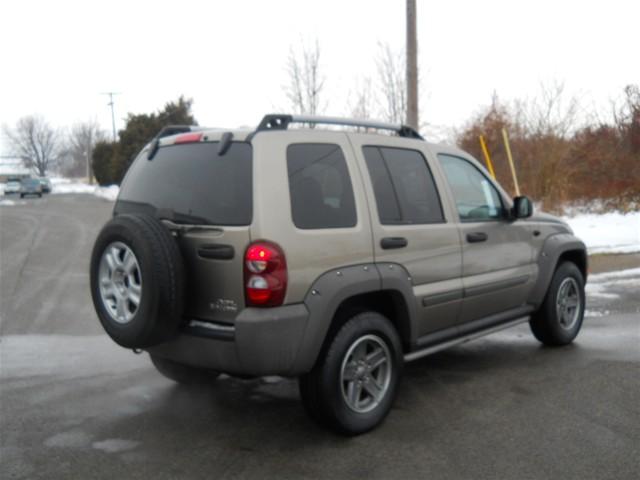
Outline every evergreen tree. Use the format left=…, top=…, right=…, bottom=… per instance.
left=92, top=96, right=197, bottom=185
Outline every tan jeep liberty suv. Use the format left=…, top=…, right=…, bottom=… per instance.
left=90, top=114, right=587, bottom=435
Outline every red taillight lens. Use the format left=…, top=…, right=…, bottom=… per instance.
left=244, top=241, right=287, bottom=307
left=174, top=132, right=203, bottom=144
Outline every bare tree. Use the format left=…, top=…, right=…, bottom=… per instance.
left=347, top=77, right=375, bottom=120
left=285, top=39, right=326, bottom=115
left=376, top=42, right=406, bottom=124
left=2, top=115, right=61, bottom=176
left=515, top=81, right=581, bottom=138
left=61, top=120, right=107, bottom=181
left=612, top=84, right=640, bottom=152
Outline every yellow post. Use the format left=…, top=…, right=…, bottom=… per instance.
left=501, top=128, right=520, bottom=196
left=478, top=135, right=496, bottom=180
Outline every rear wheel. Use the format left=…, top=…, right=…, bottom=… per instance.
left=299, top=311, right=403, bottom=435
left=530, top=261, right=585, bottom=346
left=150, top=354, right=219, bottom=384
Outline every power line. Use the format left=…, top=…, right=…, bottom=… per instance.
left=101, top=92, right=121, bottom=141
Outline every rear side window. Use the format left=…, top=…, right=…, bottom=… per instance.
left=362, top=146, right=444, bottom=224
left=117, top=142, right=252, bottom=225
left=287, top=143, right=357, bottom=229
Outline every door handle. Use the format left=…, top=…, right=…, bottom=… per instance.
left=466, top=232, right=488, bottom=243
left=198, top=244, right=235, bottom=260
left=381, top=237, right=408, bottom=249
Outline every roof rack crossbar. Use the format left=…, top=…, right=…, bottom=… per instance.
left=256, top=114, right=423, bottom=140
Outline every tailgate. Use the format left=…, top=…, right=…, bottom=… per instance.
left=114, top=138, right=254, bottom=326
left=177, top=227, right=250, bottom=323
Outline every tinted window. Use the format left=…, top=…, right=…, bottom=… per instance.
left=117, top=142, right=252, bottom=225
left=438, top=154, right=504, bottom=221
left=287, top=143, right=357, bottom=229
left=363, top=146, right=444, bottom=224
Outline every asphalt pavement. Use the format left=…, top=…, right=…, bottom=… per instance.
left=1, top=194, right=639, bottom=480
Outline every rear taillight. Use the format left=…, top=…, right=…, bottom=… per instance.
left=244, top=241, right=287, bottom=307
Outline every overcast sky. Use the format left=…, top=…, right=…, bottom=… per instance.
left=1, top=0, right=638, bottom=151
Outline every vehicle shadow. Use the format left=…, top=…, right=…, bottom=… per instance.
left=92, top=332, right=574, bottom=448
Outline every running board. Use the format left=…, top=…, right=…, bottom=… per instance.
left=404, top=316, right=530, bottom=363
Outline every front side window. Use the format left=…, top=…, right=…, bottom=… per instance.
left=363, top=146, right=444, bottom=224
left=287, top=143, right=357, bottom=229
left=438, top=154, right=504, bottom=221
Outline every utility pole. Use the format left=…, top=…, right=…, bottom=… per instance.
left=406, top=0, right=419, bottom=129
left=102, top=92, right=120, bottom=141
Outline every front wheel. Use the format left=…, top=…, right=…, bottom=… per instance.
left=299, top=311, right=403, bottom=435
left=530, top=261, right=585, bottom=346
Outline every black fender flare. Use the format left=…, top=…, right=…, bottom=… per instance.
left=529, top=233, right=587, bottom=307
left=294, top=263, right=417, bottom=372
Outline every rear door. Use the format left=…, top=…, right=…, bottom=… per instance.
left=115, top=138, right=253, bottom=324
left=436, top=152, right=535, bottom=323
left=350, top=135, right=463, bottom=337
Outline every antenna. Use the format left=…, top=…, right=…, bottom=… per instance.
left=101, top=92, right=121, bottom=141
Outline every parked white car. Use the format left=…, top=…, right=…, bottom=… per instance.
left=4, top=179, right=21, bottom=195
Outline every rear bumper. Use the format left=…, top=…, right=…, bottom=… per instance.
left=147, top=303, right=310, bottom=377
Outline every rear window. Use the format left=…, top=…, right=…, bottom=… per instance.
left=286, top=143, right=357, bottom=229
left=117, top=142, right=252, bottom=225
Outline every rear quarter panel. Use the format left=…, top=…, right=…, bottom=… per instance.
left=250, top=130, right=374, bottom=304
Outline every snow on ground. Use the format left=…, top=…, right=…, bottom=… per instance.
left=1, top=179, right=119, bottom=203
left=563, top=211, right=640, bottom=254
left=0, top=199, right=24, bottom=206
left=49, top=178, right=120, bottom=201
left=585, top=267, right=640, bottom=301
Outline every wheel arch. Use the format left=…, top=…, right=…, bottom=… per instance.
left=329, top=289, right=412, bottom=352
left=529, top=233, right=588, bottom=308
left=558, top=249, right=587, bottom=281
left=294, top=263, right=417, bottom=374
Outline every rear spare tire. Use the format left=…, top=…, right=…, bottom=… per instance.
left=90, top=213, right=185, bottom=348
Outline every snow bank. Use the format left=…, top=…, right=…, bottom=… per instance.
left=562, top=211, right=640, bottom=254
left=50, top=178, right=120, bottom=201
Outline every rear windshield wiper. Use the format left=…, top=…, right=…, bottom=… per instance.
left=160, top=219, right=224, bottom=235
left=157, top=209, right=223, bottom=235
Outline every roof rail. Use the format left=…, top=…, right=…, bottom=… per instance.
left=255, top=114, right=423, bottom=140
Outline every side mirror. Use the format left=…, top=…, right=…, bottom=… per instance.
left=512, top=196, right=533, bottom=219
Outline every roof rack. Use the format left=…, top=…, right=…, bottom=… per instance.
left=255, top=114, right=423, bottom=140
